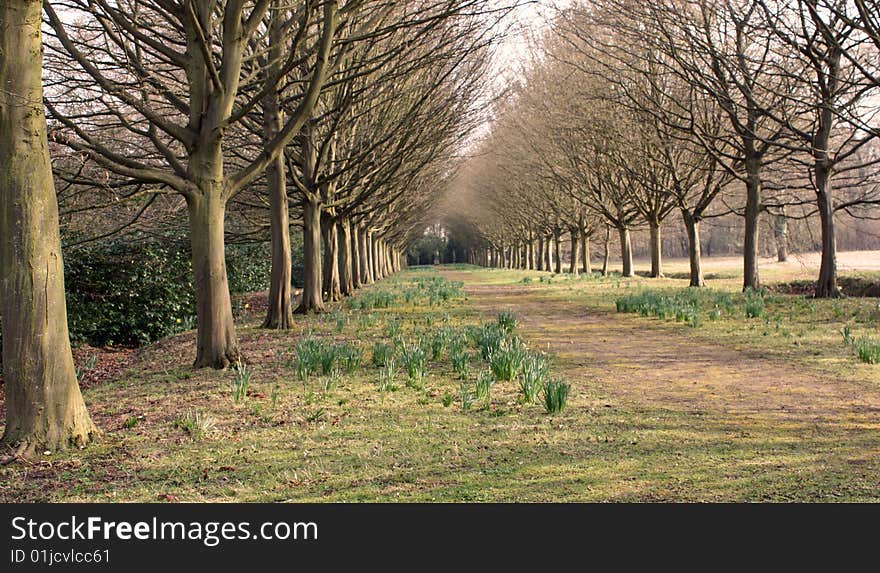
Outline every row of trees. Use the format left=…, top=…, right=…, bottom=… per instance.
left=1, top=0, right=503, bottom=458
left=450, top=0, right=880, bottom=294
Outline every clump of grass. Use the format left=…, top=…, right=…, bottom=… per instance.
left=543, top=379, right=570, bottom=414
left=399, top=340, right=429, bottom=387
left=271, top=384, right=280, bottom=408
left=384, top=319, right=402, bottom=338
left=475, top=370, right=494, bottom=406
left=441, top=393, right=454, bottom=407
left=372, top=342, right=393, bottom=367
left=319, top=344, right=337, bottom=375
left=377, top=356, right=398, bottom=397
left=294, top=337, right=323, bottom=381
left=430, top=328, right=451, bottom=361
left=842, top=323, right=854, bottom=346
left=519, top=352, right=550, bottom=403
left=450, top=339, right=471, bottom=380
left=123, top=416, right=138, bottom=429
left=487, top=337, right=527, bottom=382
left=174, top=409, right=216, bottom=441
left=230, top=358, right=252, bottom=402
left=744, top=288, right=766, bottom=319
left=337, top=343, right=363, bottom=373
left=497, top=310, right=518, bottom=332
left=471, top=323, right=507, bottom=360
left=458, top=381, right=475, bottom=412
left=852, top=336, right=880, bottom=364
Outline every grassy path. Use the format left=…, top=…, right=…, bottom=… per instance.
left=2, top=265, right=879, bottom=502
left=441, top=268, right=880, bottom=500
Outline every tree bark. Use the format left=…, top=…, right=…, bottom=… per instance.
left=553, top=232, right=562, bottom=274
left=602, top=227, right=611, bottom=276
left=774, top=212, right=788, bottom=263
left=0, top=0, right=98, bottom=456
left=682, top=211, right=705, bottom=287
left=321, top=214, right=341, bottom=301
left=618, top=226, right=634, bottom=277
left=261, top=68, right=293, bottom=329
left=536, top=236, right=544, bottom=270
left=187, top=193, right=240, bottom=368
left=296, top=196, right=325, bottom=314
left=569, top=229, right=579, bottom=275
left=580, top=230, right=591, bottom=274
left=352, top=222, right=363, bottom=288
left=649, top=222, right=663, bottom=278
left=743, top=156, right=762, bottom=291
left=338, top=218, right=355, bottom=296
left=815, top=167, right=840, bottom=298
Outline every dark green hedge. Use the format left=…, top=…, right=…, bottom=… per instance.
left=1, top=232, right=304, bottom=356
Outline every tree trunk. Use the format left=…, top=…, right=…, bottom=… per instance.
left=569, top=229, right=579, bottom=276
left=618, top=226, right=634, bottom=277
left=262, top=87, right=293, bottom=329
left=552, top=233, right=561, bottom=273
left=321, top=214, right=341, bottom=301
left=359, top=227, right=373, bottom=284
left=536, top=236, right=544, bottom=271
left=296, top=196, right=325, bottom=314
left=602, top=227, right=611, bottom=276
left=527, top=235, right=535, bottom=270
left=0, top=0, right=98, bottom=456
left=815, top=166, right=839, bottom=298
left=187, top=192, right=240, bottom=368
left=743, top=157, right=762, bottom=291
left=649, top=222, right=663, bottom=278
left=683, top=211, right=705, bottom=288
left=365, top=230, right=375, bottom=283
left=352, top=222, right=363, bottom=288
left=338, top=218, right=355, bottom=296
left=775, top=212, right=788, bottom=263
left=580, top=230, right=591, bottom=274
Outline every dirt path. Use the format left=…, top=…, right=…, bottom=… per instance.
left=442, top=270, right=880, bottom=424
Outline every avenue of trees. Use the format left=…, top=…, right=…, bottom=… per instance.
left=451, top=0, right=880, bottom=294
left=0, top=0, right=507, bottom=460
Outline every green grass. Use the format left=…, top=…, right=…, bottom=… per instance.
left=2, top=263, right=880, bottom=502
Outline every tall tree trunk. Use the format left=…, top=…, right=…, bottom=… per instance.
left=321, top=214, right=341, bottom=301
left=569, top=229, right=579, bottom=276
left=262, top=77, right=293, bottom=329
left=649, top=222, right=663, bottom=278
left=580, top=230, right=591, bottom=274
left=187, top=193, right=240, bottom=368
left=0, top=0, right=98, bottom=456
left=364, top=230, right=375, bottom=283
left=815, top=167, right=839, bottom=298
left=602, top=227, right=611, bottom=276
left=527, top=234, right=535, bottom=270
left=338, top=218, right=354, bottom=296
left=682, top=211, right=705, bottom=288
left=743, top=156, right=762, bottom=291
left=618, top=226, right=634, bottom=277
left=296, top=196, right=324, bottom=314
left=536, top=236, right=544, bottom=271
left=554, top=231, right=563, bottom=274
left=359, top=226, right=373, bottom=284
left=352, top=222, right=363, bottom=288
left=775, top=212, right=788, bottom=263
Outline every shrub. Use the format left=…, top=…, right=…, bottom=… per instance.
left=64, top=235, right=195, bottom=346
left=543, top=379, right=570, bottom=414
